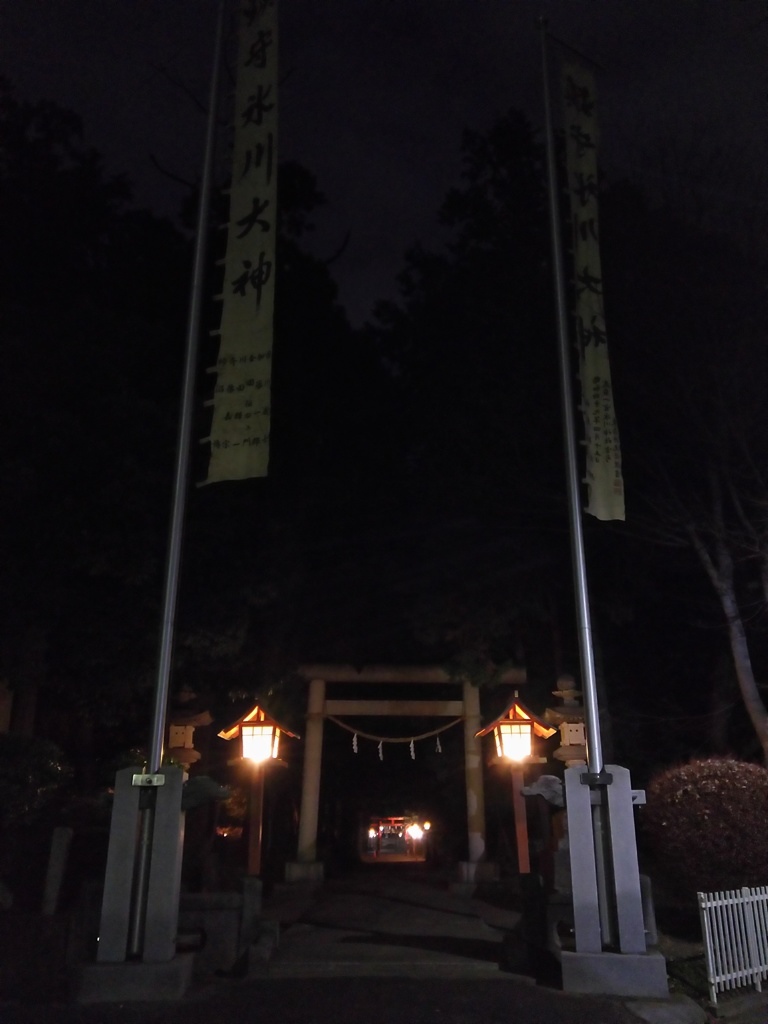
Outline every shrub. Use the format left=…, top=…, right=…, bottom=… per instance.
left=0, top=734, right=72, bottom=829
left=642, top=757, right=768, bottom=894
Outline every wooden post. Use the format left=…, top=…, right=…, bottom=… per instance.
left=511, top=763, right=530, bottom=874
left=247, top=764, right=265, bottom=876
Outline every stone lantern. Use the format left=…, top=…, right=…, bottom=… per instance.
left=544, top=674, right=587, bottom=766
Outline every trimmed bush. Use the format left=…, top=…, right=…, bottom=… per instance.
left=0, top=734, right=72, bottom=829
left=642, top=757, right=768, bottom=894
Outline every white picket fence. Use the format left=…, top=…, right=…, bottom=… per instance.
left=697, top=886, right=768, bottom=1005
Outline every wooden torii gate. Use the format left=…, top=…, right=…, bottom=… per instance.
left=284, top=663, right=525, bottom=884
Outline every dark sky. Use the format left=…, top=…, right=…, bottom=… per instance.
left=1, top=0, right=765, bottom=325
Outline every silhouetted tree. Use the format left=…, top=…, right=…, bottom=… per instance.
left=0, top=80, right=189, bottom=771
left=604, top=182, right=768, bottom=762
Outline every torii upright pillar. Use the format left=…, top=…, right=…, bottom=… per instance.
left=458, top=680, right=494, bottom=884
left=286, top=677, right=326, bottom=882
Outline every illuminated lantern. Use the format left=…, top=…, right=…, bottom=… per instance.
left=478, top=695, right=556, bottom=763
left=219, top=703, right=296, bottom=762
left=494, top=719, right=532, bottom=761
left=241, top=714, right=280, bottom=763
left=476, top=694, right=556, bottom=875
left=218, top=703, right=299, bottom=875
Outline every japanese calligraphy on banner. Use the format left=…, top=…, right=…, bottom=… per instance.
left=203, top=0, right=277, bottom=483
left=563, top=64, right=625, bottom=521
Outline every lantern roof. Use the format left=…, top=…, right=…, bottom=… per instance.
left=218, top=701, right=300, bottom=742
left=475, top=696, right=557, bottom=740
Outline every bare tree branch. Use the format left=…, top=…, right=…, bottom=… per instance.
left=148, top=153, right=195, bottom=191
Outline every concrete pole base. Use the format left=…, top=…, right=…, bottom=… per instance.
left=456, top=861, right=499, bottom=883
left=560, top=949, right=669, bottom=998
left=285, top=861, right=324, bottom=883
left=75, top=952, right=195, bottom=1003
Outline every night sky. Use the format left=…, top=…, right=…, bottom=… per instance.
left=3, top=1, right=768, bottom=894
left=2, top=0, right=768, bottom=771
left=2, top=0, right=765, bottom=325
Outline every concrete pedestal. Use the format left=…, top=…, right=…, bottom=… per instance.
left=97, top=766, right=186, bottom=963
left=177, top=889, right=251, bottom=976
left=560, top=949, right=669, bottom=998
left=554, top=765, right=670, bottom=999
left=285, top=860, right=324, bottom=883
left=456, top=860, right=499, bottom=883
left=76, top=953, right=195, bottom=1003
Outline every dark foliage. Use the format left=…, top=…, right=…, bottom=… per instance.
left=371, top=109, right=561, bottom=494
left=0, top=734, right=72, bottom=829
left=0, top=80, right=194, bottom=769
left=642, top=757, right=768, bottom=894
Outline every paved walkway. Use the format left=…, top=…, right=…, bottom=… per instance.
left=249, top=863, right=768, bottom=1024
left=260, top=867, right=523, bottom=978
left=7, top=862, right=768, bottom=1023
left=247, top=864, right=709, bottom=1024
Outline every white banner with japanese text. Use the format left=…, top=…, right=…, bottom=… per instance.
left=203, top=0, right=277, bottom=483
left=563, top=64, right=625, bottom=521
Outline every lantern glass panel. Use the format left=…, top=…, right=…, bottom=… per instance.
left=242, top=723, right=278, bottom=763
left=496, top=720, right=532, bottom=761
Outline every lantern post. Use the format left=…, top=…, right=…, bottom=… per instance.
left=478, top=696, right=555, bottom=875
left=219, top=704, right=298, bottom=877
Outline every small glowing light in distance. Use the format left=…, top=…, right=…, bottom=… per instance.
left=423, top=821, right=431, bottom=831
left=368, top=828, right=377, bottom=839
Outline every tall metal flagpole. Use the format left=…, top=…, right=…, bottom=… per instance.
left=129, top=0, right=226, bottom=959
left=148, top=0, right=226, bottom=774
left=538, top=18, right=603, bottom=775
left=538, top=18, right=614, bottom=944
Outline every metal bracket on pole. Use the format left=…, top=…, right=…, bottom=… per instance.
left=132, top=774, right=166, bottom=788
left=580, top=771, right=613, bottom=788
left=585, top=788, right=647, bottom=805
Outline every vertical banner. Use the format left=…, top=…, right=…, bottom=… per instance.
left=203, top=0, right=277, bottom=483
left=563, top=64, right=625, bottom=521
